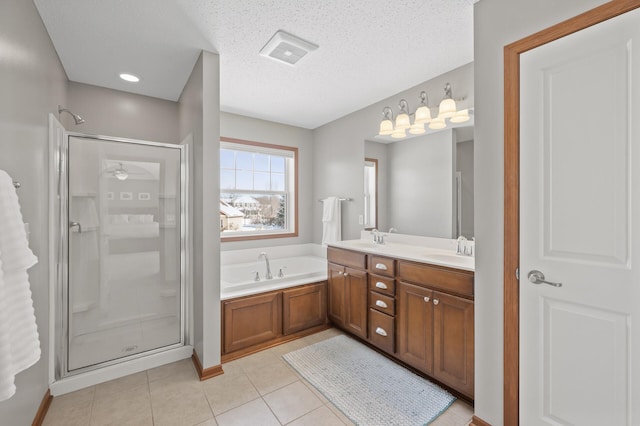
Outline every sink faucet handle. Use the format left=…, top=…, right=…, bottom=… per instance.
left=251, top=271, right=260, bottom=281
left=278, top=266, right=286, bottom=278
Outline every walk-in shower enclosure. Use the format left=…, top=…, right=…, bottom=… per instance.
left=53, top=132, right=188, bottom=378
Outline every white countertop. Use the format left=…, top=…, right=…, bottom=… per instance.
left=327, top=239, right=475, bottom=272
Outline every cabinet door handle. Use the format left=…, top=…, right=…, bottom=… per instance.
left=375, top=263, right=388, bottom=271
left=433, top=299, right=439, bottom=305
left=375, top=327, right=388, bottom=337
left=375, top=300, right=388, bottom=309
left=344, top=272, right=349, bottom=277
left=375, top=282, right=388, bottom=290
left=338, top=271, right=343, bottom=275
left=423, top=296, right=430, bottom=303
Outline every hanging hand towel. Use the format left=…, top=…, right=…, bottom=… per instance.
left=0, top=170, right=40, bottom=402
left=321, top=197, right=341, bottom=245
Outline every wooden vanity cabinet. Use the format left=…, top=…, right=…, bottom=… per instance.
left=397, top=281, right=434, bottom=373
left=326, top=246, right=475, bottom=399
left=432, top=290, right=474, bottom=397
left=366, top=256, right=397, bottom=353
left=397, top=260, right=474, bottom=398
left=327, top=248, right=368, bottom=339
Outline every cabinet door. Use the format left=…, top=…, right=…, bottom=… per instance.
left=327, top=263, right=345, bottom=326
left=433, top=291, right=474, bottom=397
left=223, top=292, right=282, bottom=354
left=282, top=282, right=327, bottom=335
left=396, top=281, right=434, bottom=374
left=344, top=267, right=368, bottom=339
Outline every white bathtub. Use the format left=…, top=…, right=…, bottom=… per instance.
left=220, top=244, right=327, bottom=300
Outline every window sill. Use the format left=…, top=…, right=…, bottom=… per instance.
left=221, top=231, right=298, bottom=243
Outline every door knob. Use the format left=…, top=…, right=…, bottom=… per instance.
left=69, top=221, right=82, bottom=233
left=527, top=270, right=562, bottom=287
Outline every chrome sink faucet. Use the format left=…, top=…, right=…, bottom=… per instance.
left=371, top=229, right=384, bottom=244
left=258, top=252, right=273, bottom=279
left=456, top=236, right=468, bottom=255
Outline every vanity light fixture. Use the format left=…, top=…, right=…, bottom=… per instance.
left=377, top=83, right=471, bottom=139
left=119, top=73, right=140, bottom=83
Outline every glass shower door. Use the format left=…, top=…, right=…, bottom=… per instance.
left=66, top=136, right=184, bottom=372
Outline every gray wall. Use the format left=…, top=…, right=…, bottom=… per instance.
left=220, top=112, right=314, bottom=251
left=313, top=63, right=473, bottom=243
left=388, top=130, right=455, bottom=238
left=178, top=51, right=221, bottom=369
left=67, top=82, right=179, bottom=144
left=473, top=0, right=608, bottom=423
left=0, top=0, right=68, bottom=424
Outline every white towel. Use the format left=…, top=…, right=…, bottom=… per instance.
left=321, top=197, right=341, bottom=245
left=0, top=170, right=40, bottom=402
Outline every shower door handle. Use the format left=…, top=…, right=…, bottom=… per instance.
left=69, top=221, right=82, bottom=233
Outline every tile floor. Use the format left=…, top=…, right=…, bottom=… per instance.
left=43, top=328, right=474, bottom=426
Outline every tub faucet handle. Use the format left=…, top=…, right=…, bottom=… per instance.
left=251, top=271, right=260, bottom=281
left=278, top=267, right=287, bottom=278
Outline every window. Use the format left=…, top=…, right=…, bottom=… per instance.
left=364, top=158, right=378, bottom=230
left=220, top=137, right=297, bottom=241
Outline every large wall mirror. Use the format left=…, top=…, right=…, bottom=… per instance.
left=364, top=126, right=474, bottom=238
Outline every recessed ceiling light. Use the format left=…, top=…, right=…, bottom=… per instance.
left=119, top=73, right=140, bottom=83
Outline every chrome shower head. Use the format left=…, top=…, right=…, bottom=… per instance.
left=58, top=105, right=85, bottom=125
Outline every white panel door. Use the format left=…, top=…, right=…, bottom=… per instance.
left=520, top=8, right=640, bottom=425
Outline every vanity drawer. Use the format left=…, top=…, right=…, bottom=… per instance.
left=369, top=291, right=395, bottom=316
left=397, top=260, right=474, bottom=298
left=327, top=247, right=367, bottom=270
left=369, top=255, right=395, bottom=277
left=368, top=274, right=395, bottom=296
left=368, top=309, right=395, bottom=354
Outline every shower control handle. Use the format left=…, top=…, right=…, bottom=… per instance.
left=69, top=221, right=82, bottom=233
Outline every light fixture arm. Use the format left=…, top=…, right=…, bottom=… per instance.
left=419, top=91, right=429, bottom=106
left=381, top=106, right=394, bottom=121
left=443, top=83, right=453, bottom=100
left=398, top=99, right=410, bottom=115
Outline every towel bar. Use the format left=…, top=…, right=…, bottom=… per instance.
left=317, top=197, right=352, bottom=202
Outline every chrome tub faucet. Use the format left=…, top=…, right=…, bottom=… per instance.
left=258, top=252, right=273, bottom=279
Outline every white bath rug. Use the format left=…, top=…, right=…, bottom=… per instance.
left=282, top=334, right=455, bottom=425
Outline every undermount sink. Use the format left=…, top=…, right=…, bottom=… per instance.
left=423, top=252, right=474, bottom=265
left=346, top=241, right=384, bottom=249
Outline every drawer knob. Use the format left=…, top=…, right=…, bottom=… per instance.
left=375, top=300, right=388, bottom=309
left=375, top=263, right=388, bottom=271
left=344, top=272, right=349, bottom=277
left=375, top=282, right=388, bottom=290
left=375, top=327, right=388, bottom=337
left=338, top=271, right=343, bottom=275
left=433, top=299, right=439, bottom=305
left=424, top=296, right=430, bottom=303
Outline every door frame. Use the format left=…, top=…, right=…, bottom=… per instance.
left=503, top=1, right=640, bottom=424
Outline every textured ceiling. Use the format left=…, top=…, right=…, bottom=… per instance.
left=33, top=0, right=475, bottom=129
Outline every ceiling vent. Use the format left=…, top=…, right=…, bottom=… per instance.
left=259, top=30, right=318, bottom=66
